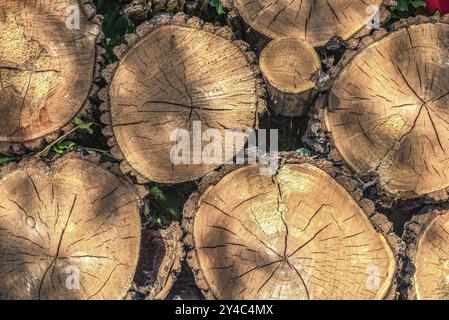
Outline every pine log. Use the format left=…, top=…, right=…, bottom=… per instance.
left=100, top=13, right=266, bottom=184
left=0, top=0, right=103, bottom=154
left=183, top=154, right=399, bottom=299
left=260, top=38, right=321, bottom=117
left=0, top=155, right=142, bottom=300
left=304, top=16, right=449, bottom=202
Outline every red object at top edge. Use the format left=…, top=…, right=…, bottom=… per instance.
left=426, top=0, right=449, bottom=15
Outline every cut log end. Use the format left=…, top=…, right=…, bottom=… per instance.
left=104, top=14, right=265, bottom=184
left=0, top=156, right=141, bottom=300
left=184, top=158, right=397, bottom=300
left=0, top=0, right=100, bottom=150
left=403, top=207, right=449, bottom=300
left=311, top=20, right=449, bottom=199
left=129, top=222, right=185, bottom=300
left=260, top=38, right=321, bottom=117
left=233, top=0, right=382, bottom=47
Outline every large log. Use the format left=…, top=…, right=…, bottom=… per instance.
left=0, top=0, right=103, bottom=154
left=304, top=16, right=449, bottom=202
left=0, top=155, right=142, bottom=299
left=183, top=154, right=399, bottom=299
left=231, top=0, right=390, bottom=47
left=402, top=204, right=449, bottom=300
left=100, top=13, right=266, bottom=184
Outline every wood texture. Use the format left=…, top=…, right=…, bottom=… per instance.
left=130, top=222, right=184, bottom=300
left=0, top=0, right=99, bottom=144
left=185, top=162, right=396, bottom=299
left=414, top=211, right=449, bottom=300
left=0, top=157, right=141, bottom=300
left=106, top=15, right=264, bottom=184
left=325, top=22, right=449, bottom=198
left=260, top=38, right=321, bottom=116
left=233, top=0, right=381, bottom=47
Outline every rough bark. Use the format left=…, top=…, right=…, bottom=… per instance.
left=304, top=16, right=449, bottom=203
left=0, top=0, right=104, bottom=155
left=183, top=153, right=400, bottom=299
left=260, top=38, right=321, bottom=117
left=0, top=154, right=142, bottom=300
left=121, top=0, right=197, bottom=19
left=128, top=221, right=185, bottom=300
left=401, top=204, right=449, bottom=300
left=230, top=0, right=392, bottom=47
left=99, top=12, right=266, bottom=185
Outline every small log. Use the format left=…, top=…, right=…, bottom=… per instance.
left=183, top=154, right=399, bottom=299
left=260, top=38, right=321, bottom=117
left=0, top=0, right=103, bottom=154
left=232, top=0, right=388, bottom=47
left=129, top=222, right=185, bottom=300
left=0, top=155, right=142, bottom=300
left=101, top=13, right=266, bottom=184
left=304, top=17, right=449, bottom=201
left=402, top=204, right=449, bottom=300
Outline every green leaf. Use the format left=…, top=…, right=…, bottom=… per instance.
left=149, top=186, right=182, bottom=221
left=0, top=155, right=18, bottom=165
left=53, top=141, right=76, bottom=154
left=74, top=117, right=94, bottom=134
left=74, top=117, right=84, bottom=126
left=209, top=0, right=226, bottom=15
left=397, top=0, right=409, bottom=11
left=411, top=0, right=425, bottom=9
left=149, top=186, right=166, bottom=201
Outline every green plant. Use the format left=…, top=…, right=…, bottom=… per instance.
left=208, top=0, right=225, bottom=15
left=94, top=0, right=135, bottom=63
left=0, top=155, right=19, bottom=166
left=39, top=117, right=95, bottom=157
left=82, top=147, right=119, bottom=163
left=393, top=0, right=427, bottom=19
left=145, top=185, right=184, bottom=227
left=53, top=140, right=77, bottom=154
left=50, top=139, right=118, bottom=163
